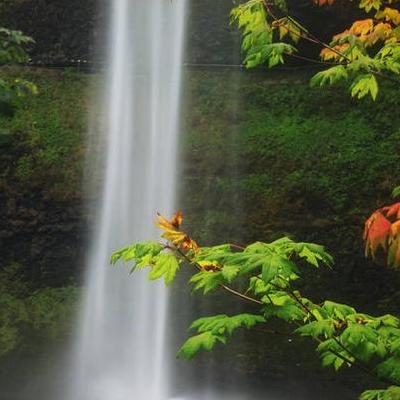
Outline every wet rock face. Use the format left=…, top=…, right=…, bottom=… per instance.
left=0, top=134, right=87, bottom=287
left=0, top=192, right=86, bottom=287
left=0, top=0, right=102, bottom=63
left=1, top=0, right=240, bottom=64
left=0, top=0, right=362, bottom=66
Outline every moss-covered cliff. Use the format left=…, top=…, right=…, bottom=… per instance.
left=0, top=68, right=90, bottom=287
left=1, top=65, right=399, bottom=331
left=181, top=69, right=400, bottom=314
left=171, top=69, right=400, bottom=398
left=0, top=66, right=399, bottom=398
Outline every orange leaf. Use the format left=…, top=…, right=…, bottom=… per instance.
left=156, top=212, right=186, bottom=243
left=349, top=19, right=374, bottom=36
left=364, top=211, right=391, bottom=256
left=365, top=22, right=393, bottom=46
left=181, top=236, right=200, bottom=253
left=332, top=30, right=351, bottom=42
left=385, top=203, right=400, bottom=219
left=170, top=210, right=183, bottom=229
left=364, top=202, right=400, bottom=268
left=320, top=43, right=350, bottom=61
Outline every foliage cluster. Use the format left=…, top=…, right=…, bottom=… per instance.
left=183, top=70, right=400, bottom=258
left=0, top=68, right=89, bottom=200
left=8, top=67, right=396, bottom=214
left=231, top=0, right=400, bottom=99
left=0, top=0, right=25, bottom=18
left=0, top=0, right=98, bottom=63
left=0, top=66, right=398, bottom=390
left=113, top=213, right=400, bottom=400
left=0, top=264, right=78, bottom=356
left=0, top=27, right=36, bottom=114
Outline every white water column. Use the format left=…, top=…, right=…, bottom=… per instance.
left=67, top=1, right=186, bottom=399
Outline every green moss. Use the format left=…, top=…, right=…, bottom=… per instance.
left=0, top=264, right=79, bottom=357
left=0, top=67, right=90, bottom=200
left=181, top=69, right=400, bottom=312
left=1, top=66, right=399, bottom=308
left=182, top=69, right=400, bottom=226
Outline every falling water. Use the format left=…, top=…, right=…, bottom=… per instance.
left=67, top=1, right=186, bottom=399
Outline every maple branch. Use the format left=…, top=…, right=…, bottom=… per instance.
left=259, top=280, right=381, bottom=382
left=288, top=316, right=380, bottom=382
left=174, top=246, right=263, bottom=306
left=158, top=214, right=396, bottom=387
left=229, top=243, right=246, bottom=250
left=262, top=0, right=400, bottom=85
left=175, top=237, right=391, bottom=385
left=176, top=247, right=394, bottom=387
left=221, top=283, right=263, bottom=305
left=272, top=277, right=396, bottom=386
left=174, top=241, right=369, bottom=375
left=262, top=0, right=352, bottom=62
left=285, top=52, right=342, bottom=66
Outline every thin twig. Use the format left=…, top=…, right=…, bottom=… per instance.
left=168, top=229, right=396, bottom=386
left=272, top=277, right=394, bottom=385
left=174, top=247, right=263, bottom=305
left=261, top=0, right=400, bottom=84
left=262, top=0, right=351, bottom=62
left=286, top=52, right=341, bottom=66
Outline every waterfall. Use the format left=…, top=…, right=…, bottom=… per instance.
left=67, top=1, right=186, bottom=399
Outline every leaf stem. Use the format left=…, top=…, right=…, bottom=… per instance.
left=163, top=220, right=397, bottom=388
left=273, top=277, right=396, bottom=386
left=174, top=246, right=263, bottom=305
left=261, top=0, right=400, bottom=84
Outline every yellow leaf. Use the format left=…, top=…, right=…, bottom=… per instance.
left=160, top=229, right=187, bottom=244
left=376, top=7, right=400, bottom=26
left=198, top=261, right=222, bottom=272
left=156, top=212, right=200, bottom=253
left=349, top=19, right=374, bottom=36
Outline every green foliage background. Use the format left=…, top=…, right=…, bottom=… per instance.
left=0, top=263, right=78, bottom=356
left=0, top=66, right=86, bottom=395
left=0, top=66, right=399, bottom=397
left=0, top=67, right=88, bottom=200
left=181, top=68, right=400, bottom=310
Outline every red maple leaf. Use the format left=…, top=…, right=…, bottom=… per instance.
left=364, top=202, right=400, bottom=268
